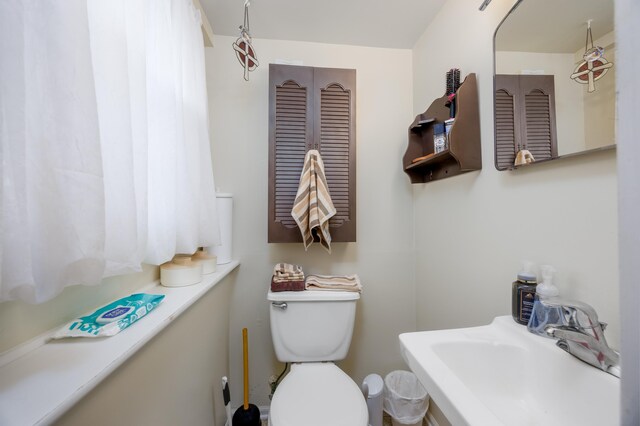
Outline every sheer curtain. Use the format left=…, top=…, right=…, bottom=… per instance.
left=0, top=0, right=220, bottom=304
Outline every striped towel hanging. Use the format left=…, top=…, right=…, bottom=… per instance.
left=291, top=150, right=336, bottom=253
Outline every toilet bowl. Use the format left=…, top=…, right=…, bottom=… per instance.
left=269, top=363, right=368, bottom=426
left=267, top=290, right=368, bottom=426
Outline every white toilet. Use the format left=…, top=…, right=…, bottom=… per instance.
left=267, top=290, right=368, bottom=426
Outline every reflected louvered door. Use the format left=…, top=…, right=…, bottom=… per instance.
left=520, top=75, right=557, bottom=161
left=495, top=75, right=520, bottom=170
left=268, top=65, right=313, bottom=242
left=314, top=68, right=356, bottom=242
left=494, top=75, right=557, bottom=170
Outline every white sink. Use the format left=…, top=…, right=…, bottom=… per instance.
left=399, top=316, right=619, bottom=426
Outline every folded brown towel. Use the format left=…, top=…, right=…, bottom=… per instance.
left=271, top=276, right=305, bottom=292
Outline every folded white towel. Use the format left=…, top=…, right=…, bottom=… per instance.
left=291, top=150, right=336, bottom=253
left=305, top=274, right=362, bottom=293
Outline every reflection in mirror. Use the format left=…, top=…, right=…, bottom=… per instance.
left=494, top=0, right=615, bottom=170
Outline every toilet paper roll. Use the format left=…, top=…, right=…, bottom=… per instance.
left=172, top=254, right=194, bottom=266
left=160, top=255, right=203, bottom=287
left=210, top=193, right=233, bottom=265
left=192, top=249, right=217, bottom=274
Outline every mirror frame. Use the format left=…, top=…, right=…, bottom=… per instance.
left=492, top=0, right=616, bottom=171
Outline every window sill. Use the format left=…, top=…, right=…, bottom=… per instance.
left=0, top=260, right=240, bottom=426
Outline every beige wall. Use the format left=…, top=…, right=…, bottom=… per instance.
left=579, top=32, right=616, bottom=151
left=412, top=0, right=619, bottom=347
left=206, top=37, right=416, bottom=407
left=55, top=272, right=236, bottom=426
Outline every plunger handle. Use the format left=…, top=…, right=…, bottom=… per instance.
left=242, top=328, right=249, bottom=410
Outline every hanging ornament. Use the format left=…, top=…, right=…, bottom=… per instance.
left=570, top=20, right=613, bottom=93
left=232, top=0, right=259, bottom=81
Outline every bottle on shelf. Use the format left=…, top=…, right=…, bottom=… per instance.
left=512, top=261, right=538, bottom=325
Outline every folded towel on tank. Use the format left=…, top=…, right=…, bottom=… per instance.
left=291, top=150, right=336, bottom=253
left=305, top=274, right=362, bottom=293
left=270, top=263, right=306, bottom=291
left=270, top=276, right=306, bottom=292
left=273, top=263, right=304, bottom=281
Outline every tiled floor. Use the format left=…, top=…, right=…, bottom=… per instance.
left=261, top=412, right=426, bottom=425
left=383, top=412, right=427, bottom=425
left=383, top=412, right=393, bottom=425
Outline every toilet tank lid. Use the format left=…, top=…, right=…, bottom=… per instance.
left=268, top=290, right=360, bottom=302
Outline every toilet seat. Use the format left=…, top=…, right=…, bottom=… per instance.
left=269, top=363, right=368, bottom=426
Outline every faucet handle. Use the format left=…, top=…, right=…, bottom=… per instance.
left=546, top=298, right=601, bottom=330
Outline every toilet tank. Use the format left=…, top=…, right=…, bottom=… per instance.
left=268, top=290, right=360, bottom=362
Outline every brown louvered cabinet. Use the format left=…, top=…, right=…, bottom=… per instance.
left=403, top=73, right=481, bottom=184
left=268, top=64, right=356, bottom=243
left=494, top=74, right=557, bottom=170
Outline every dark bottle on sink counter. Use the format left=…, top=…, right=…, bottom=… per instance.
left=512, top=261, right=537, bottom=325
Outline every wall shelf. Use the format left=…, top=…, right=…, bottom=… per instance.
left=403, top=73, right=481, bottom=184
left=410, top=118, right=436, bottom=130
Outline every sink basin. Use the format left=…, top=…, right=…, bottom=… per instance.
left=400, top=316, right=619, bottom=426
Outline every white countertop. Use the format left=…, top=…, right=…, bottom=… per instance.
left=0, top=260, right=239, bottom=426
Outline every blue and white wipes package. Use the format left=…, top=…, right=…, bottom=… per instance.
left=53, top=293, right=165, bottom=339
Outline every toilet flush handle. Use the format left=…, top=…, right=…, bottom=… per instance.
left=272, top=301, right=288, bottom=310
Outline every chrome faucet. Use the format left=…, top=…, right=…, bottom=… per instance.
left=537, top=298, right=620, bottom=378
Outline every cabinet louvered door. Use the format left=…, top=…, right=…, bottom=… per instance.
left=520, top=75, right=557, bottom=161
left=495, top=75, right=520, bottom=170
left=268, top=65, right=313, bottom=242
left=494, top=75, right=557, bottom=170
left=268, top=65, right=357, bottom=243
left=314, top=68, right=356, bottom=242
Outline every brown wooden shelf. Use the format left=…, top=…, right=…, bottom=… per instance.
left=410, top=117, right=436, bottom=131
left=403, top=73, right=481, bottom=184
left=405, top=150, right=453, bottom=170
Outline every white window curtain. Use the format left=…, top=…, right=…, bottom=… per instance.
left=0, top=0, right=220, bottom=304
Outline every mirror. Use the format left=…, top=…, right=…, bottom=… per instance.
left=493, top=0, right=616, bottom=170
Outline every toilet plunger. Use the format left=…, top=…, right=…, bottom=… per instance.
left=232, top=328, right=261, bottom=426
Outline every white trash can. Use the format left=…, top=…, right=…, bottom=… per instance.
left=362, top=374, right=384, bottom=426
left=383, top=370, right=429, bottom=426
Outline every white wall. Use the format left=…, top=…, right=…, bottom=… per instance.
left=412, top=0, right=619, bottom=348
left=206, top=36, right=416, bottom=407
left=495, top=51, right=586, bottom=155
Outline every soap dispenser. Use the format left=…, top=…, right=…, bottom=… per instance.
left=511, top=261, right=537, bottom=325
left=527, top=265, right=563, bottom=336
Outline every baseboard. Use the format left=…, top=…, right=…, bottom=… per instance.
left=258, top=404, right=437, bottom=426
left=259, top=405, right=270, bottom=425
left=426, top=411, right=440, bottom=426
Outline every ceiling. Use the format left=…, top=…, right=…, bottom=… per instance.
left=496, top=0, right=614, bottom=54
left=200, top=0, right=447, bottom=49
